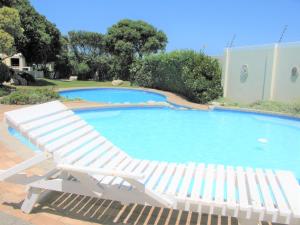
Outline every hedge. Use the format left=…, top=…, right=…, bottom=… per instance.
left=130, top=50, right=222, bottom=104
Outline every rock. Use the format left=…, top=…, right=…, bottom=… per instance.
left=69, top=76, right=77, bottom=81
left=112, top=79, right=123, bottom=86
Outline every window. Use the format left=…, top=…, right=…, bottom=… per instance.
left=11, top=58, right=20, bottom=67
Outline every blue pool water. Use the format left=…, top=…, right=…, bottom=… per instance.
left=8, top=106, right=300, bottom=179
left=75, top=107, right=300, bottom=178
left=59, top=88, right=167, bottom=104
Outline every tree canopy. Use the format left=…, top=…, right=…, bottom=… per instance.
left=0, top=6, right=22, bottom=55
left=105, top=19, right=167, bottom=58
left=0, top=0, right=61, bottom=64
left=68, top=31, right=105, bottom=62
left=105, top=19, right=167, bottom=80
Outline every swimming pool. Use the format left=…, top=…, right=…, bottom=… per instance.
left=74, top=106, right=300, bottom=178
left=59, top=88, right=167, bottom=104
left=8, top=106, right=300, bottom=179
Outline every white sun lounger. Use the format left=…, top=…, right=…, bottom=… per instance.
left=1, top=101, right=300, bottom=225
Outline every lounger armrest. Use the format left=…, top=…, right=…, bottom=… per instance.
left=57, top=164, right=145, bottom=180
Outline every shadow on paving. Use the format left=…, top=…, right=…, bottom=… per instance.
left=2, top=191, right=285, bottom=225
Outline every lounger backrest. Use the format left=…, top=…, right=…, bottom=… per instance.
left=4, top=101, right=68, bottom=129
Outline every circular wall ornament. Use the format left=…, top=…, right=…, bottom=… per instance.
left=291, top=66, right=299, bottom=82
left=240, top=64, right=248, bottom=83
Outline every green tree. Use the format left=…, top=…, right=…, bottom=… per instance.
left=68, top=31, right=109, bottom=80
left=105, top=19, right=167, bottom=80
left=0, top=0, right=61, bottom=65
left=0, top=6, right=23, bottom=55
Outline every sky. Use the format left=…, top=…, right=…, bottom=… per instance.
left=30, top=0, right=300, bottom=56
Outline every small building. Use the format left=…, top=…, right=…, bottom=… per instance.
left=0, top=53, right=32, bottom=72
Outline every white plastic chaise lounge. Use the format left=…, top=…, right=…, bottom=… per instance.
left=1, top=101, right=300, bottom=225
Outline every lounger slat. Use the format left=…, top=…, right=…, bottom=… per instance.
left=5, top=101, right=67, bottom=126
left=215, top=165, right=225, bottom=205
left=226, top=166, right=236, bottom=208
left=43, top=126, right=94, bottom=152
left=155, top=163, right=177, bottom=193
left=119, top=159, right=142, bottom=187
left=35, top=120, right=88, bottom=147
left=28, top=116, right=83, bottom=140
left=52, top=131, right=100, bottom=159
left=246, top=168, right=263, bottom=212
left=203, top=164, right=215, bottom=202
left=178, top=163, right=196, bottom=198
left=265, top=169, right=291, bottom=217
left=62, top=136, right=107, bottom=164
left=89, top=146, right=119, bottom=169
left=236, top=167, right=249, bottom=211
left=96, top=152, right=128, bottom=182
left=100, top=158, right=134, bottom=185
left=256, top=169, right=277, bottom=214
left=146, top=162, right=168, bottom=190
left=276, top=170, right=300, bottom=218
left=166, top=164, right=185, bottom=195
left=191, top=164, right=205, bottom=199
left=140, top=161, right=159, bottom=184
left=74, top=141, right=112, bottom=166
left=20, top=111, right=74, bottom=132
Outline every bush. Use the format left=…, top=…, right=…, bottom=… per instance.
left=131, top=50, right=223, bottom=104
left=0, top=62, right=11, bottom=84
left=73, top=62, right=92, bottom=80
left=0, top=88, right=60, bottom=105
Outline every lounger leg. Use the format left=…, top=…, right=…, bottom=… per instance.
left=21, top=187, right=42, bottom=213
left=238, top=218, right=258, bottom=225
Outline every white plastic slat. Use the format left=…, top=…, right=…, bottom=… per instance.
left=215, top=165, right=225, bottom=204
left=95, top=152, right=128, bottom=182
left=5, top=101, right=67, bottom=126
left=28, top=116, right=83, bottom=140
left=265, top=170, right=290, bottom=217
left=178, top=163, right=196, bottom=198
left=166, top=164, right=185, bottom=195
left=62, top=136, right=106, bottom=164
left=100, top=157, right=133, bottom=185
left=20, top=111, right=73, bottom=132
left=203, top=164, right=215, bottom=202
left=120, top=159, right=151, bottom=188
left=146, top=162, right=168, bottom=190
left=155, top=163, right=177, bottom=193
left=74, top=141, right=113, bottom=166
left=89, top=146, right=119, bottom=169
left=191, top=164, right=205, bottom=199
left=276, top=170, right=300, bottom=218
left=117, top=159, right=142, bottom=187
left=256, top=169, right=277, bottom=214
left=52, top=130, right=99, bottom=158
left=43, top=125, right=94, bottom=152
left=226, top=166, right=236, bottom=207
left=140, top=161, right=159, bottom=184
left=35, top=120, right=87, bottom=146
left=236, top=167, right=249, bottom=211
left=246, top=167, right=263, bottom=212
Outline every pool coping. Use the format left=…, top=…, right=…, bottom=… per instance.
left=58, top=86, right=209, bottom=110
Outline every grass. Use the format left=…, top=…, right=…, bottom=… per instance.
left=24, top=78, right=134, bottom=89
left=0, top=78, right=135, bottom=105
left=214, top=98, right=300, bottom=116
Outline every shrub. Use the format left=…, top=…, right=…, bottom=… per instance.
left=0, top=62, right=11, bottom=84
left=73, top=62, right=92, bottom=80
left=131, top=50, right=223, bottom=104
left=0, top=88, right=60, bottom=105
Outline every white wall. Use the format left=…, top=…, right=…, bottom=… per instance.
left=222, top=42, right=300, bottom=103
